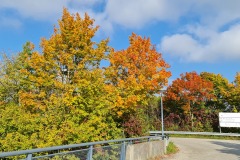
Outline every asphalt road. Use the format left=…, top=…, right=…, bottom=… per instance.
left=163, top=137, right=240, bottom=160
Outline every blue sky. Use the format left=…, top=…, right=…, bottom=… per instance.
left=0, top=0, right=240, bottom=83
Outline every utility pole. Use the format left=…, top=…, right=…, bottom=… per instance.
left=160, top=90, right=165, bottom=140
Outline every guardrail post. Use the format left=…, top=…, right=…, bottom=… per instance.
left=87, top=145, right=93, bottom=160
left=120, top=141, right=126, bottom=160
left=26, top=153, right=32, bottom=160
left=130, top=140, right=133, bottom=144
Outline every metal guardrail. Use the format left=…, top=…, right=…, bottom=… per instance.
left=150, top=131, right=240, bottom=137
left=0, top=136, right=162, bottom=159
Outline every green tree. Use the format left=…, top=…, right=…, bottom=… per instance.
left=228, top=72, right=240, bottom=112
left=0, top=42, right=34, bottom=105
left=200, top=72, right=233, bottom=111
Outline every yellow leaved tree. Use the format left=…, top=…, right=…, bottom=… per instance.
left=0, top=8, right=120, bottom=152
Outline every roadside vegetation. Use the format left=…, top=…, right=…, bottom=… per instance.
left=166, top=141, right=178, bottom=154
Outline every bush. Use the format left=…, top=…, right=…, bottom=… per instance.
left=166, top=141, right=178, bottom=154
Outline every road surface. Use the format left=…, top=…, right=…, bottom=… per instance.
left=163, top=137, right=240, bottom=160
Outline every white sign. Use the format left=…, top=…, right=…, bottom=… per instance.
left=219, top=112, right=240, bottom=127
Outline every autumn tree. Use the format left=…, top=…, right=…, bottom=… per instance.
left=0, top=8, right=173, bottom=150
left=200, top=72, right=233, bottom=111
left=0, top=42, right=35, bottom=106
left=165, top=72, right=215, bottom=130
left=105, top=33, right=171, bottom=136
left=106, top=33, right=171, bottom=115
left=0, top=8, right=121, bottom=152
left=0, top=54, right=20, bottom=104
left=228, top=72, right=240, bottom=112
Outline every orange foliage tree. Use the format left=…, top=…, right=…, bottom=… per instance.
left=165, top=72, right=215, bottom=129
left=106, top=33, right=171, bottom=128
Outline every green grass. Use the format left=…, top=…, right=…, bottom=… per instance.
left=169, top=134, right=240, bottom=140
left=166, top=141, right=178, bottom=154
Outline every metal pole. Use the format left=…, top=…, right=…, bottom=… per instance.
left=26, top=153, right=32, bottom=160
left=219, top=116, right=222, bottom=133
left=160, top=93, right=164, bottom=140
left=87, top=145, right=93, bottom=160
left=120, top=141, right=126, bottom=160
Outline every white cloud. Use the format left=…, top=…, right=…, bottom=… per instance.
left=103, top=0, right=240, bottom=30
left=105, top=0, right=190, bottom=28
left=208, top=25, right=240, bottom=60
left=0, top=0, right=112, bottom=34
left=1, top=0, right=240, bottom=30
left=160, top=34, right=203, bottom=62
left=0, top=0, right=190, bottom=29
left=160, top=24, right=240, bottom=62
left=69, top=0, right=105, bottom=7
left=155, top=0, right=240, bottom=62
left=0, top=0, right=69, bottom=21
left=190, top=0, right=240, bottom=29
left=93, top=12, right=113, bottom=35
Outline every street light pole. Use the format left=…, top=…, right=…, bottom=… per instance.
left=160, top=90, right=165, bottom=140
